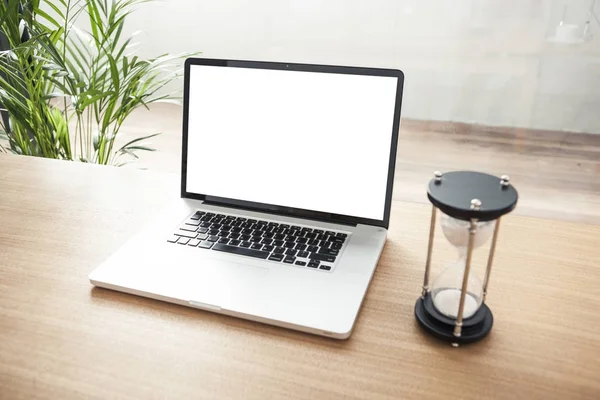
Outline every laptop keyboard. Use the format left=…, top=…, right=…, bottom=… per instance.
left=166, top=211, right=349, bottom=272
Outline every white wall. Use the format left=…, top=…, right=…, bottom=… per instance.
left=111, top=0, right=600, bottom=133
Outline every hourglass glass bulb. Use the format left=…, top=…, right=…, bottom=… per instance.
left=440, top=213, right=495, bottom=251
left=431, top=261, right=483, bottom=318
left=431, top=213, right=495, bottom=319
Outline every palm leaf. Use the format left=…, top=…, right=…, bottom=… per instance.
left=115, top=132, right=161, bottom=153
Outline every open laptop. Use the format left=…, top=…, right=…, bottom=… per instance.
left=89, top=58, right=404, bottom=339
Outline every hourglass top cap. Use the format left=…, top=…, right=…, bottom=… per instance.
left=427, top=171, right=518, bottom=221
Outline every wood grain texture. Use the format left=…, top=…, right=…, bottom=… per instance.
left=1, top=154, right=599, bottom=400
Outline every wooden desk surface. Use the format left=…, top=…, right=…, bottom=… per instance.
left=1, top=154, right=599, bottom=400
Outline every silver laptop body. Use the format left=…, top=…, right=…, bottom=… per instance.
left=89, top=58, right=404, bottom=339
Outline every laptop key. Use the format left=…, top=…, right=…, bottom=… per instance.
left=329, top=236, right=345, bottom=244
left=177, top=237, right=190, bottom=245
left=318, top=240, right=331, bottom=248
left=188, top=239, right=201, bottom=247
left=240, top=241, right=251, bottom=248
left=307, top=261, right=319, bottom=268
left=295, top=243, right=307, bottom=251
left=180, top=225, right=198, bottom=232
left=309, top=253, right=336, bottom=263
left=212, top=243, right=270, bottom=259
left=295, top=261, right=307, bottom=266
left=283, top=256, right=295, bottom=264
left=251, top=243, right=263, bottom=250
left=218, top=237, right=230, bottom=244
left=185, top=220, right=201, bottom=227
left=167, top=235, right=179, bottom=243
left=331, top=242, right=343, bottom=250
left=197, top=233, right=208, bottom=240
left=208, top=235, right=219, bottom=242
left=285, top=248, right=297, bottom=256
left=319, top=265, right=332, bottom=271
left=268, top=254, right=284, bottom=262
left=307, top=245, right=318, bottom=252
left=273, top=247, right=285, bottom=254
left=318, top=247, right=339, bottom=256
left=175, top=230, right=197, bottom=239
left=198, top=227, right=209, bottom=234
left=297, top=251, right=310, bottom=258
left=284, top=241, right=295, bottom=249
left=229, top=239, right=241, bottom=246
left=262, top=245, right=274, bottom=252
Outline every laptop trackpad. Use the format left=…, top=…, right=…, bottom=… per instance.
left=185, top=257, right=269, bottom=308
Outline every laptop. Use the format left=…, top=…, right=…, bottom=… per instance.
left=89, top=58, right=404, bottom=339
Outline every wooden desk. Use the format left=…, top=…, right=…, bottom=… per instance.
left=1, top=154, right=599, bottom=399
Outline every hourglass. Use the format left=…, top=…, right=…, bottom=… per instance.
left=414, top=171, right=518, bottom=346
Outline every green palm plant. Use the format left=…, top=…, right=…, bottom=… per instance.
left=0, top=0, right=71, bottom=159
left=0, top=0, right=195, bottom=165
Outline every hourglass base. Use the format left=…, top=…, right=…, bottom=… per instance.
left=414, top=293, right=493, bottom=345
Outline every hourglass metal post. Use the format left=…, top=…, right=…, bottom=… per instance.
left=422, top=207, right=438, bottom=297
left=483, top=217, right=500, bottom=301
left=453, top=200, right=480, bottom=343
left=481, top=175, right=509, bottom=301
left=422, top=172, right=442, bottom=298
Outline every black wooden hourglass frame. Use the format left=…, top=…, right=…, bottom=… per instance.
left=414, top=171, right=518, bottom=346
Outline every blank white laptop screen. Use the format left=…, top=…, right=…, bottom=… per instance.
left=186, top=65, right=398, bottom=221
